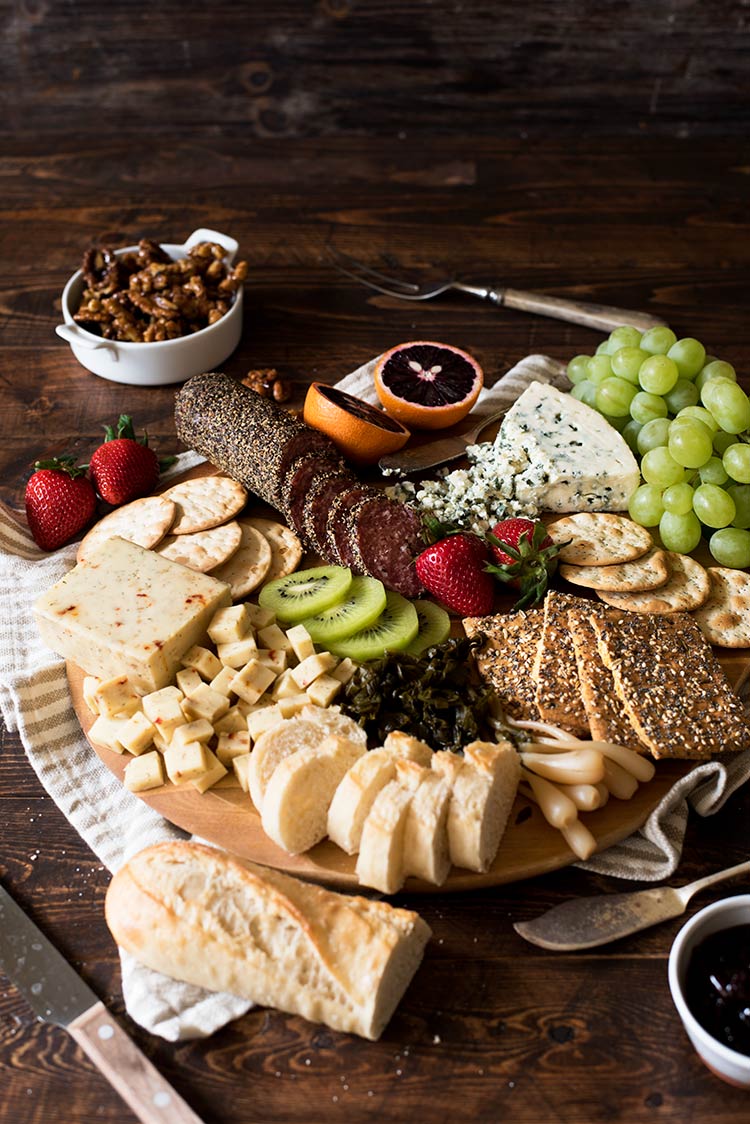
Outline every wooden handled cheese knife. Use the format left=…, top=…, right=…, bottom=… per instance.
left=0, top=883, right=205, bottom=1124
left=513, top=859, right=750, bottom=951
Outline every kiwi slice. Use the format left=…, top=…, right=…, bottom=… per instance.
left=299, top=576, right=387, bottom=645
left=402, top=599, right=452, bottom=656
left=329, top=590, right=419, bottom=662
left=258, top=565, right=352, bottom=623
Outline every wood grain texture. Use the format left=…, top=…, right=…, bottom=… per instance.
left=3, top=3, right=750, bottom=1121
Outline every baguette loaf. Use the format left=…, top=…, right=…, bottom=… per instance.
left=105, top=842, right=431, bottom=1041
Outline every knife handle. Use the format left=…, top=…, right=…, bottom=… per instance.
left=498, top=288, right=666, bottom=333
left=68, top=1001, right=205, bottom=1124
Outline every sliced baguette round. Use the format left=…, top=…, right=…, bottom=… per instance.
left=355, top=780, right=415, bottom=894
left=105, top=841, right=431, bottom=1041
left=433, top=741, right=520, bottom=873
left=261, top=734, right=366, bottom=854
left=401, top=771, right=452, bottom=886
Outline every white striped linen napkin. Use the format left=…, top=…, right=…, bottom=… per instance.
left=337, top=353, right=750, bottom=878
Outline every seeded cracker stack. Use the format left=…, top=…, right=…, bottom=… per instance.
left=465, top=592, right=750, bottom=760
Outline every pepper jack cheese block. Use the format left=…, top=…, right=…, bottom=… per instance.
left=33, top=537, right=231, bottom=691
left=492, top=381, right=640, bottom=513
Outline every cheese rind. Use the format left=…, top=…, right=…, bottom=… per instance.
left=33, top=537, right=231, bottom=691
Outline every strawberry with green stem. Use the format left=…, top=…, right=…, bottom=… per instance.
left=25, top=457, right=97, bottom=551
left=88, top=414, right=173, bottom=506
left=486, top=517, right=565, bottom=609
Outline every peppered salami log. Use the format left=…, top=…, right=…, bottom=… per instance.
left=174, top=372, right=340, bottom=511
left=175, top=372, right=424, bottom=596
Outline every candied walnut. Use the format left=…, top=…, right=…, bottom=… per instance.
left=73, top=238, right=247, bottom=342
left=242, top=367, right=292, bottom=402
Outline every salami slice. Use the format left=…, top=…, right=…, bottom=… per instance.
left=326, top=485, right=378, bottom=568
left=350, top=495, right=423, bottom=598
left=283, top=452, right=349, bottom=533
left=301, top=472, right=358, bottom=558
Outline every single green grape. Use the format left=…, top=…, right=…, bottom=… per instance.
left=662, top=481, right=695, bottom=515
left=595, top=340, right=610, bottom=355
left=677, top=405, right=719, bottom=433
left=727, top=484, right=750, bottom=529
left=630, top=391, right=669, bottom=424
left=621, top=419, right=643, bottom=453
left=605, top=326, right=643, bottom=353
left=698, top=457, right=730, bottom=486
left=695, top=359, right=737, bottom=394
left=569, top=380, right=598, bottom=408
left=638, top=354, right=679, bottom=395
left=664, top=378, right=699, bottom=414
left=611, top=347, right=649, bottom=384
left=713, top=430, right=738, bottom=456
left=708, top=527, right=750, bottom=569
left=566, top=355, right=592, bottom=385
left=628, top=483, right=665, bottom=527
left=659, top=510, right=702, bottom=553
left=723, top=443, right=750, bottom=484
left=667, top=417, right=714, bottom=469
left=667, top=337, right=706, bottom=379
left=636, top=417, right=671, bottom=455
left=640, top=326, right=677, bottom=356
left=703, top=380, right=750, bottom=435
left=641, top=446, right=685, bottom=488
left=693, top=483, right=736, bottom=528
left=595, top=376, right=638, bottom=417
left=587, top=354, right=614, bottom=386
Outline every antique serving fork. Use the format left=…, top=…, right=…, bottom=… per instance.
left=328, top=246, right=666, bottom=334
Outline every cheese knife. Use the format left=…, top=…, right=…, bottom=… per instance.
left=513, top=859, right=750, bottom=951
left=378, top=405, right=508, bottom=476
left=0, top=883, right=205, bottom=1124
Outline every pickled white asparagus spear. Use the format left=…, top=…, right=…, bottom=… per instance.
left=520, top=748, right=605, bottom=786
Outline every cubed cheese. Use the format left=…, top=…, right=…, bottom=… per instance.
left=91, top=674, right=141, bottom=718
left=216, top=729, right=251, bottom=766
left=284, top=623, right=315, bottom=662
left=175, top=667, right=203, bottom=696
left=164, top=740, right=209, bottom=785
left=217, top=635, right=258, bottom=668
left=192, top=747, right=228, bottom=793
left=124, top=750, right=165, bottom=792
left=181, top=645, right=223, bottom=681
left=291, top=651, right=337, bottom=690
left=181, top=683, right=231, bottom=723
left=118, top=710, right=156, bottom=756
left=232, top=753, right=252, bottom=792
left=207, top=603, right=253, bottom=645
left=33, top=538, right=230, bottom=691
left=305, top=673, right=342, bottom=707
left=230, top=660, right=276, bottom=705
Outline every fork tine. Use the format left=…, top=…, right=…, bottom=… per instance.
left=325, top=245, right=421, bottom=293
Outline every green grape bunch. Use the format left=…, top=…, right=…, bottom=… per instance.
left=566, top=326, right=750, bottom=569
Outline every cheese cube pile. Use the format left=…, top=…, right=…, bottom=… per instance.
left=82, top=601, right=358, bottom=796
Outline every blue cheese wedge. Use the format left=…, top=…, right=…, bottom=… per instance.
left=34, top=536, right=231, bottom=691
left=401, top=381, right=640, bottom=532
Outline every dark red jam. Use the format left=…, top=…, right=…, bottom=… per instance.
left=684, top=924, right=750, bottom=1056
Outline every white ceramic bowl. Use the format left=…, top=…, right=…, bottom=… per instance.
left=55, top=227, right=243, bottom=386
left=668, top=894, right=750, bottom=1088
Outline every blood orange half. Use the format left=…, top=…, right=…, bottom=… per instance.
left=374, top=341, right=484, bottom=430
left=303, top=382, right=411, bottom=465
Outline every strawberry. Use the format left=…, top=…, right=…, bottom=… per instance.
left=486, top=517, right=564, bottom=609
left=25, top=457, right=96, bottom=551
left=88, top=414, right=161, bottom=505
left=415, top=533, right=495, bottom=616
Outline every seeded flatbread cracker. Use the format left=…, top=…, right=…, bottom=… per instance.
left=597, top=551, right=709, bottom=613
left=560, top=548, right=671, bottom=593
left=531, top=591, right=590, bottom=736
left=590, top=611, right=750, bottom=759
left=154, top=520, right=242, bottom=573
left=76, top=496, right=176, bottom=563
left=463, top=608, right=544, bottom=722
left=243, top=516, right=303, bottom=581
left=566, top=604, right=646, bottom=750
left=210, top=521, right=273, bottom=599
left=692, top=567, right=750, bottom=648
left=547, top=513, right=652, bottom=566
left=162, top=475, right=247, bottom=534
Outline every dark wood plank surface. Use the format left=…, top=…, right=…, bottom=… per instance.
left=2, top=3, right=750, bottom=1122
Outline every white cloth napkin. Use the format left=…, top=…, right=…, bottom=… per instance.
left=2, top=358, right=749, bottom=1045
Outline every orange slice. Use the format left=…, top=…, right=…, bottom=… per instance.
left=374, top=341, right=484, bottom=430
left=303, top=382, right=410, bottom=466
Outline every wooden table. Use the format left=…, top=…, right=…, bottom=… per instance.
left=2, top=4, right=750, bottom=1121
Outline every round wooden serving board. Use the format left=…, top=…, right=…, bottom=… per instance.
left=66, top=455, right=750, bottom=893
left=69, top=659, right=699, bottom=892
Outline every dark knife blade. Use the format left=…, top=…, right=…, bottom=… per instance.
left=0, top=883, right=96, bottom=1026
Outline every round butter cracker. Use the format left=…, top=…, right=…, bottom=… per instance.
left=560, top=548, right=671, bottom=592
left=548, top=513, right=653, bottom=566
left=243, top=516, right=303, bottom=581
left=154, top=520, right=243, bottom=573
left=210, top=521, right=273, bottom=599
left=597, top=551, right=709, bottom=613
left=76, top=496, right=176, bottom=563
left=691, top=567, right=750, bottom=648
left=162, top=475, right=247, bottom=534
